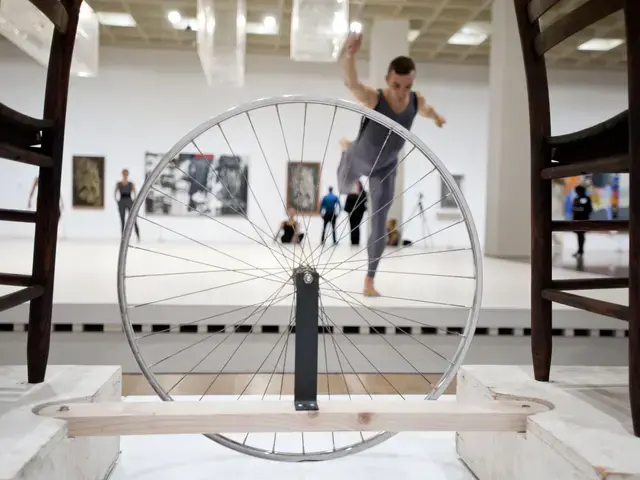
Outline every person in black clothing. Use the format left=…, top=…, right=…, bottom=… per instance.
left=571, top=184, right=592, bottom=257
left=344, top=180, right=367, bottom=246
left=115, top=169, right=140, bottom=242
left=275, top=208, right=304, bottom=244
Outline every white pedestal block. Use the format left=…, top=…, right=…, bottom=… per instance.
left=0, top=365, right=121, bottom=480
left=456, top=365, right=640, bottom=480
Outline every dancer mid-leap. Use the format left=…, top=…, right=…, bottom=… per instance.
left=338, top=33, right=446, bottom=297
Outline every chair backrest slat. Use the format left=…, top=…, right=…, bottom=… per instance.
left=29, top=0, right=69, bottom=34
left=533, top=0, right=623, bottom=55
left=528, top=0, right=562, bottom=23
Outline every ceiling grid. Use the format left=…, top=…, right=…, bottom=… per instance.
left=81, top=0, right=628, bottom=69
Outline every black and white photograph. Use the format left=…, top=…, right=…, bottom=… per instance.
left=286, top=161, right=321, bottom=215
left=440, top=174, right=464, bottom=209
left=144, top=151, right=249, bottom=216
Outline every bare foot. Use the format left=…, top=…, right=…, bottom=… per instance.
left=363, top=276, right=380, bottom=297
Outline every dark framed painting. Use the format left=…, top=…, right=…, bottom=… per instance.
left=72, top=155, right=105, bottom=208
left=440, top=174, right=463, bottom=209
left=286, top=161, right=321, bottom=215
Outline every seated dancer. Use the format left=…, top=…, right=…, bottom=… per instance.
left=275, top=207, right=304, bottom=244
left=387, top=218, right=400, bottom=246
left=386, top=218, right=412, bottom=247
left=338, top=33, right=446, bottom=297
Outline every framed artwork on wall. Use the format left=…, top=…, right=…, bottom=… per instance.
left=72, top=155, right=105, bottom=208
left=143, top=151, right=249, bottom=217
left=439, top=174, right=464, bottom=209
left=286, top=161, right=321, bottom=215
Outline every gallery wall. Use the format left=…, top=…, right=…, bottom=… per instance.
left=0, top=42, right=629, bottom=251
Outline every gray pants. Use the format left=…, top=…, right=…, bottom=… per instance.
left=338, top=150, right=396, bottom=279
left=118, top=197, right=140, bottom=239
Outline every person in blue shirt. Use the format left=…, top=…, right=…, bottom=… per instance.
left=319, top=186, right=341, bottom=245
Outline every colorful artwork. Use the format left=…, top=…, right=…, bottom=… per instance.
left=562, top=173, right=629, bottom=220
left=144, top=152, right=249, bottom=216
left=72, top=155, right=105, bottom=208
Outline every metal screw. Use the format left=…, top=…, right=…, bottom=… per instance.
left=303, top=272, right=313, bottom=284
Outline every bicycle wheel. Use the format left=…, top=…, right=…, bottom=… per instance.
left=117, top=94, right=483, bottom=462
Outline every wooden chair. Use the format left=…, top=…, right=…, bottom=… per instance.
left=0, top=0, right=82, bottom=384
left=513, top=0, right=639, bottom=435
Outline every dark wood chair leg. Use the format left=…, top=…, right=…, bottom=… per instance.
left=26, top=0, right=81, bottom=384
left=531, top=256, right=553, bottom=380
left=630, top=189, right=639, bottom=437
left=531, top=147, right=554, bottom=382
left=626, top=0, right=640, bottom=438
left=27, top=168, right=62, bottom=384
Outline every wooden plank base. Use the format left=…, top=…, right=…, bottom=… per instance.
left=37, top=399, right=548, bottom=437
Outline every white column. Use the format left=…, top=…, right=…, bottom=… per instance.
left=368, top=19, right=409, bottom=226
left=483, top=0, right=531, bottom=258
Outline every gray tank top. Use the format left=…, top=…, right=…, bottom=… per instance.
left=118, top=182, right=133, bottom=199
left=350, top=89, right=419, bottom=175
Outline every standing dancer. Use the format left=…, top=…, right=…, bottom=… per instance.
left=319, top=186, right=341, bottom=245
left=115, top=169, right=140, bottom=242
left=338, top=33, right=446, bottom=297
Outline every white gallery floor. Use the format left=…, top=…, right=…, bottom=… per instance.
left=0, top=239, right=636, bottom=479
left=0, top=239, right=630, bottom=333
left=0, top=239, right=630, bottom=376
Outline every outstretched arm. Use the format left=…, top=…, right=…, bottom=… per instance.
left=416, top=93, right=446, bottom=128
left=342, top=34, right=378, bottom=108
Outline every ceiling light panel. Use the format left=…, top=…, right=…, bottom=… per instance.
left=577, top=38, right=624, bottom=51
left=95, top=12, right=136, bottom=28
left=447, top=21, right=490, bottom=46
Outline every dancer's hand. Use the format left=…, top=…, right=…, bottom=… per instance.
left=345, top=33, right=362, bottom=57
left=434, top=114, right=446, bottom=128
left=339, top=137, right=352, bottom=152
